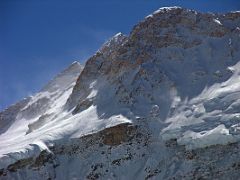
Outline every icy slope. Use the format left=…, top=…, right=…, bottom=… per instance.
left=1, top=7, right=240, bottom=180
left=0, top=62, right=83, bottom=166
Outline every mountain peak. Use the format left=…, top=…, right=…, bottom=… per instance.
left=1, top=7, right=240, bottom=179
left=71, top=60, right=81, bottom=66
left=41, top=61, right=83, bottom=92
left=65, top=60, right=83, bottom=72
left=99, top=32, right=128, bottom=53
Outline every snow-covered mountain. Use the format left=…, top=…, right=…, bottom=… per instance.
left=1, top=7, right=240, bottom=179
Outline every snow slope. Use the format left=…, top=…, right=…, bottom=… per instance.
left=0, top=62, right=84, bottom=167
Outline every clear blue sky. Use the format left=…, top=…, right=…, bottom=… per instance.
left=0, top=0, right=240, bottom=110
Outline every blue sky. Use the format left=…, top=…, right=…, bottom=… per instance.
left=0, top=0, right=240, bottom=110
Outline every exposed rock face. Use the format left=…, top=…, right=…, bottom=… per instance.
left=66, top=33, right=128, bottom=109
left=68, top=7, right=240, bottom=119
left=101, top=123, right=136, bottom=146
left=1, top=6, right=240, bottom=180
left=1, top=121, right=240, bottom=180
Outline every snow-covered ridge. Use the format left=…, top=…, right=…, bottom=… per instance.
left=0, top=62, right=83, bottom=167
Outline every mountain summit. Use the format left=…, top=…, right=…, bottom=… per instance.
left=1, top=7, right=240, bottom=179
